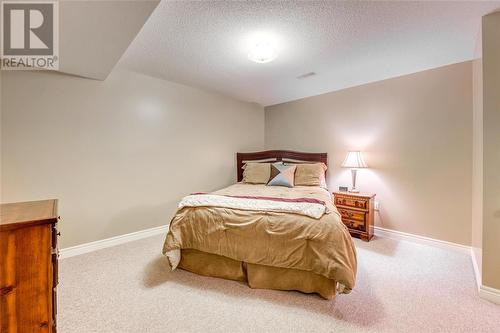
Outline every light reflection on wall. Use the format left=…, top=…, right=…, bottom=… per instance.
left=136, top=99, right=165, bottom=121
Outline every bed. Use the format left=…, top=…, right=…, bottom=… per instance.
left=162, top=150, right=357, bottom=299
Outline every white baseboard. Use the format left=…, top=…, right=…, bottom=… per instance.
left=470, top=248, right=482, bottom=290
left=59, top=224, right=169, bottom=259
left=374, top=226, right=471, bottom=254
left=479, top=285, right=500, bottom=305
left=470, top=249, right=500, bottom=304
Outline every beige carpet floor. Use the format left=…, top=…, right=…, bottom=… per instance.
left=59, top=235, right=500, bottom=333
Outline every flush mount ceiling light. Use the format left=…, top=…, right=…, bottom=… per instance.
left=248, top=40, right=277, bottom=63
left=242, top=31, right=281, bottom=64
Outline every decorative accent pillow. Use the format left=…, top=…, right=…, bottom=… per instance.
left=269, top=161, right=284, bottom=180
left=242, top=162, right=271, bottom=184
left=293, top=163, right=328, bottom=187
left=267, top=163, right=296, bottom=188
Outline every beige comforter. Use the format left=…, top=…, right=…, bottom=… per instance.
left=162, top=183, right=357, bottom=293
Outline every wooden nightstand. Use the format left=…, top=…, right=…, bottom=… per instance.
left=333, top=191, right=376, bottom=241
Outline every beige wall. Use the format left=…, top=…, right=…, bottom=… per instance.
left=482, top=12, right=500, bottom=290
left=266, top=61, right=473, bottom=245
left=472, top=50, right=483, bottom=279
left=1, top=69, right=264, bottom=248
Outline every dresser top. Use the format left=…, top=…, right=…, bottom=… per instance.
left=0, top=199, right=58, bottom=231
left=333, top=191, right=375, bottom=198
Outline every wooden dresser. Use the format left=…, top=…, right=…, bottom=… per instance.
left=333, top=192, right=375, bottom=241
left=0, top=200, right=59, bottom=333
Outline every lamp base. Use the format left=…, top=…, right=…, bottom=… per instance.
left=350, top=169, right=360, bottom=193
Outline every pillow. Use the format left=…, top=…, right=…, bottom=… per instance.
left=242, top=162, right=271, bottom=184
left=292, top=163, right=328, bottom=187
left=270, top=161, right=283, bottom=180
left=267, top=163, right=296, bottom=188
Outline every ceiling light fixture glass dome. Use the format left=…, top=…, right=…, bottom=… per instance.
left=248, top=40, right=277, bottom=63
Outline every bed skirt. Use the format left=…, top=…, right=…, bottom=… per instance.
left=178, top=249, right=337, bottom=299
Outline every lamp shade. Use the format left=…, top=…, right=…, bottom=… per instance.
left=341, top=151, right=368, bottom=168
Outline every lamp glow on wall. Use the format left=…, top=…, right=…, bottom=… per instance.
left=341, top=151, right=368, bottom=193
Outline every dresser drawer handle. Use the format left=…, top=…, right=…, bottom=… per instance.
left=341, top=210, right=353, bottom=217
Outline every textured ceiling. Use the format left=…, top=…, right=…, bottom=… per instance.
left=118, top=1, right=500, bottom=106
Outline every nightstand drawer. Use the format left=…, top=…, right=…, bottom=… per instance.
left=342, top=219, right=365, bottom=232
left=335, top=197, right=368, bottom=210
left=338, top=208, right=365, bottom=222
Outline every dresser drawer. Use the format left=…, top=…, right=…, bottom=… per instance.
left=335, top=197, right=368, bottom=210
left=338, top=208, right=366, bottom=222
left=342, top=218, right=365, bottom=231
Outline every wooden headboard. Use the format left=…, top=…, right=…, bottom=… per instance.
left=237, top=150, right=328, bottom=182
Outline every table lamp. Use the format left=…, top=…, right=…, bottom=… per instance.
left=341, top=151, right=368, bottom=193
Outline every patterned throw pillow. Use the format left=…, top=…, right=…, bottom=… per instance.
left=267, top=163, right=297, bottom=188
left=270, top=161, right=283, bottom=180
